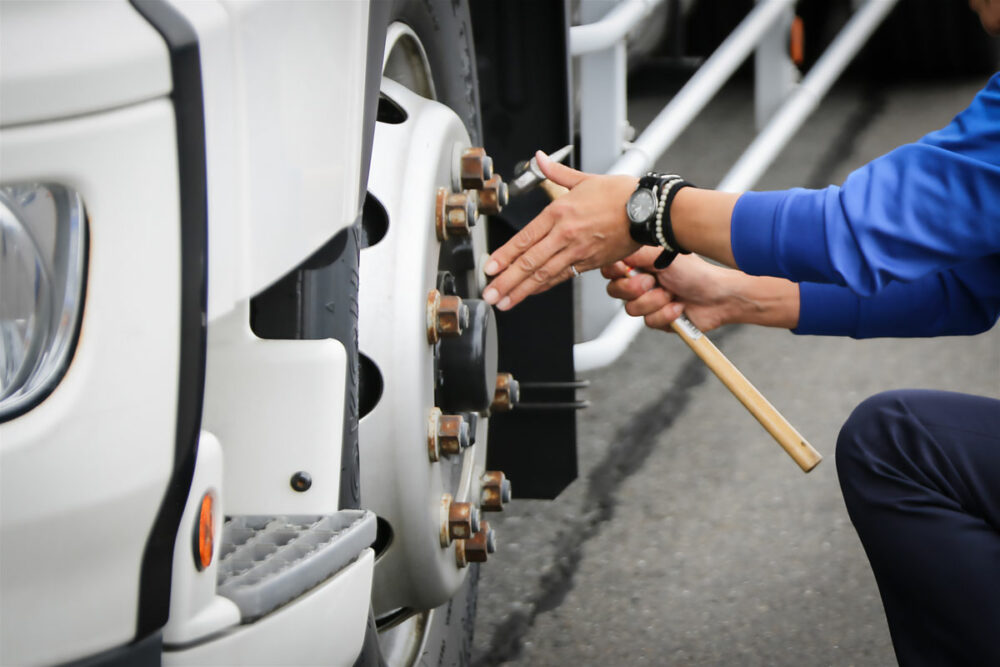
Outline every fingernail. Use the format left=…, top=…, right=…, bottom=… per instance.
left=483, top=287, right=499, bottom=305
left=536, top=150, right=549, bottom=165
left=484, top=259, right=499, bottom=276
left=639, top=274, right=655, bottom=291
left=497, top=296, right=511, bottom=311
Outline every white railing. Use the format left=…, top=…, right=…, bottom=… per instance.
left=572, top=0, right=899, bottom=372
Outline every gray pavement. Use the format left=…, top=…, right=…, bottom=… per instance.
left=471, top=73, right=1000, bottom=666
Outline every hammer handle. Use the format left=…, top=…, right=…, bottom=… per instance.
left=669, top=314, right=821, bottom=472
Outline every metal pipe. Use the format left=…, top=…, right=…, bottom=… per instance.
left=575, top=0, right=897, bottom=372
left=570, top=0, right=665, bottom=56
left=574, top=308, right=646, bottom=372
left=609, top=0, right=795, bottom=177
left=717, top=0, right=898, bottom=192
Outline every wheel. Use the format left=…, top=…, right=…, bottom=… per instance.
left=354, top=1, right=504, bottom=665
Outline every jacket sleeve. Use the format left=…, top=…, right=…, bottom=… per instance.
left=730, top=73, right=1000, bottom=297
left=794, top=256, right=1000, bottom=338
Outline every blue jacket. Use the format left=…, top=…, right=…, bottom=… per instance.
left=730, top=73, right=1000, bottom=338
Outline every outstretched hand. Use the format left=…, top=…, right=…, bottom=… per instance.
left=481, top=151, right=640, bottom=311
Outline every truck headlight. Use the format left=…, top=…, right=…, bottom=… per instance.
left=0, top=183, right=87, bottom=420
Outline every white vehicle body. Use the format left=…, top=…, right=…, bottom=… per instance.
left=1, top=1, right=386, bottom=664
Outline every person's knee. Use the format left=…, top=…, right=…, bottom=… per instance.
left=837, top=391, right=900, bottom=460
left=836, top=390, right=913, bottom=502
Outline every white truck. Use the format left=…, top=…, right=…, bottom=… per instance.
left=2, top=0, right=992, bottom=665
left=1, top=0, right=583, bottom=664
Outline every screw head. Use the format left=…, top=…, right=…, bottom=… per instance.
left=290, top=471, right=312, bottom=492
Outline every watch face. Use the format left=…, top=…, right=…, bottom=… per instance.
left=627, top=189, right=657, bottom=223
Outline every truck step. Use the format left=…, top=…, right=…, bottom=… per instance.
left=217, top=510, right=376, bottom=622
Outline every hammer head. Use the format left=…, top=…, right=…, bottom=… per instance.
left=508, top=145, right=574, bottom=198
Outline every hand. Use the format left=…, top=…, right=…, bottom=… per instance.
left=604, top=247, right=802, bottom=331
left=603, top=248, right=740, bottom=333
left=481, top=150, right=640, bottom=311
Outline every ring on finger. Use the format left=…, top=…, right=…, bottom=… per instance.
left=570, top=264, right=580, bottom=277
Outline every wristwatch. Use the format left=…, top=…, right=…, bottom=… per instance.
left=626, top=174, right=671, bottom=246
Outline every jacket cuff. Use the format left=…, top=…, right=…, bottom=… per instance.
left=793, top=282, right=860, bottom=337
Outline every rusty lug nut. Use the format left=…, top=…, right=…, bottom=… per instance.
left=427, top=290, right=470, bottom=344
left=454, top=539, right=468, bottom=568
left=448, top=501, right=481, bottom=542
left=438, top=414, right=470, bottom=456
left=477, top=174, right=509, bottom=216
left=435, top=188, right=477, bottom=241
left=462, top=522, right=496, bottom=564
left=480, top=470, right=512, bottom=511
left=491, top=372, right=520, bottom=412
left=460, top=147, right=494, bottom=190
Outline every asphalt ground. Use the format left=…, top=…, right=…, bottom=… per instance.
left=471, top=71, right=1000, bottom=666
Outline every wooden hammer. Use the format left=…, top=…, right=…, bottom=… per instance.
left=514, top=153, right=821, bottom=472
left=628, top=272, right=821, bottom=473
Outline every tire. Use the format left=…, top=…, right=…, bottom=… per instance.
left=354, top=1, right=483, bottom=665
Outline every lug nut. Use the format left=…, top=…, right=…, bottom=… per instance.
left=449, top=500, right=480, bottom=541
left=436, top=188, right=477, bottom=241
left=477, top=175, right=509, bottom=216
left=480, top=470, right=512, bottom=511
left=460, top=522, right=496, bottom=566
left=491, top=372, right=520, bottom=412
left=459, top=147, right=494, bottom=190
left=440, top=493, right=482, bottom=547
left=427, top=290, right=470, bottom=344
left=428, top=408, right=471, bottom=462
left=438, top=413, right=470, bottom=456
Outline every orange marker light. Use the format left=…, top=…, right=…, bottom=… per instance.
left=193, top=491, right=215, bottom=571
left=790, top=15, right=805, bottom=66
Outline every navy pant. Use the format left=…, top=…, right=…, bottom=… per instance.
left=836, top=390, right=1000, bottom=666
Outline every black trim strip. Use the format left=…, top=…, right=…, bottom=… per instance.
left=129, top=0, right=208, bottom=639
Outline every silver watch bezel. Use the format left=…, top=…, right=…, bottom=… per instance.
left=626, top=187, right=657, bottom=224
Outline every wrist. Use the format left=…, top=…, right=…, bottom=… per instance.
left=720, top=272, right=800, bottom=329
left=670, top=188, right=740, bottom=268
